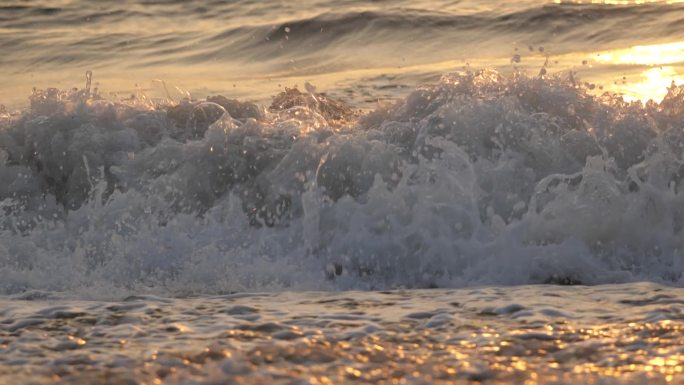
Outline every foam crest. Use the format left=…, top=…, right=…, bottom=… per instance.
left=1, top=70, right=683, bottom=298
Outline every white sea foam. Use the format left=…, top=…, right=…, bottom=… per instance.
left=1, top=70, right=684, bottom=298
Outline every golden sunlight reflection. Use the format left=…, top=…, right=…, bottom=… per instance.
left=593, top=41, right=684, bottom=102
left=556, top=0, right=684, bottom=4
left=617, top=67, right=684, bottom=102
left=595, top=41, right=684, bottom=66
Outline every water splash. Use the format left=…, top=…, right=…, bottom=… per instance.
left=1, top=70, right=683, bottom=298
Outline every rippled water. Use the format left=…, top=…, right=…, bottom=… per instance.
left=1, top=284, right=683, bottom=385
left=2, top=0, right=684, bottom=106
left=2, top=1, right=684, bottom=384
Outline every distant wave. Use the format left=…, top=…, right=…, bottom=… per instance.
left=4, top=2, right=684, bottom=71
left=1, top=69, right=683, bottom=297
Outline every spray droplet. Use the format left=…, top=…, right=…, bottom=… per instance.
left=84, top=70, right=92, bottom=97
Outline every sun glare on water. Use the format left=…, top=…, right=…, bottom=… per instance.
left=593, top=41, right=684, bottom=102
left=556, top=0, right=684, bottom=4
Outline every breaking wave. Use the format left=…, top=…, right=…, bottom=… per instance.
left=1, top=70, right=684, bottom=298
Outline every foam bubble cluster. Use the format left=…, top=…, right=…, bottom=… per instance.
left=1, top=70, right=683, bottom=297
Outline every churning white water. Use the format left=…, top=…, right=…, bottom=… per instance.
left=1, top=70, right=683, bottom=296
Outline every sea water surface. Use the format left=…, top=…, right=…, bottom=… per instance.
left=1, top=0, right=684, bottom=384
left=3, top=0, right=684, bottom=106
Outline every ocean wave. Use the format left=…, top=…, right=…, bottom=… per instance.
left=5, top=1, right=684, bottom=72
left=1, top=69, right=683, bottom=297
